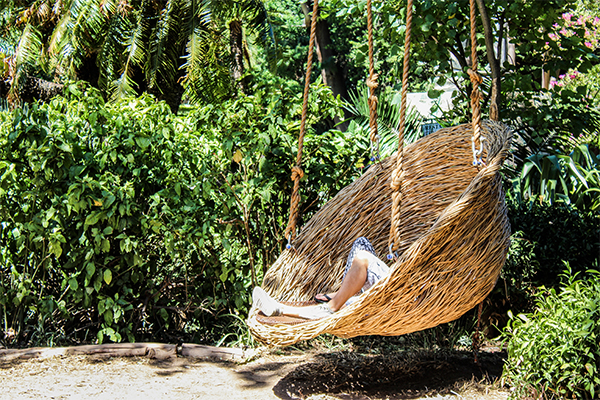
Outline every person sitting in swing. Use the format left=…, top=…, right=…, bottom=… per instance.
left=252, top=237, right=390, bottom=320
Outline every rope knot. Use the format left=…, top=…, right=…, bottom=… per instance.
left=467, top=68, right=483, bottom=85
left=291, top=166, right=304, bottom=181
left=390, top=168, right=403, bottom=191
left=368, top=94, right=379, bottom=108
left=366, top=73, right=379, bottom=90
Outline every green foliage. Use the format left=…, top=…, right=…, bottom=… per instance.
left=509, top=143, right=600, bottom=210
left=344, top=84, right=423, bottom=163
left=502, top=267, right=600, bottom=399
left=0, top=81, right=359, bottom=346
left=504, top=200, right=600, bottom=288
left=505, top=85, right=600, bottom=159
left=0, top=0, right=274, bottom=108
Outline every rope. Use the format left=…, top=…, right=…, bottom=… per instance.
left=284, top=0, right=319, bottom=243
left=388, top=0, right=413, bottom=256
left=469, top=0, right=484, bottom=166
left=470, top=1, right=485, bottom=366
left=366, top=0, right=380, bottom=162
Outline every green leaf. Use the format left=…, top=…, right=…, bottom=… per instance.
left=103, top=269, right=112, bottom=285
left=103, top=309, right=113, bottom=325
left=221, top=238, right=231, bottom=251
left=220, top=271, right=228, bottom=283
left=585, top=363, right=594, bottom=374
left=158, top=308, right=168, bottom=322
left=85, top=212, right=101, bottom=226
left=86, top=262, right=96, bottom=277
left=50, top=240, right=63, bottom=258
left=94, top=277, right=102, bottom=292
left=68, top=277, right=79, bottom=291
left=135, top=137, right=151, bottom=149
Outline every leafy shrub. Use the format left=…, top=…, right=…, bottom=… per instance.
left=505, top=199, right=600, bottom=288
left=480, top=199, right=599, bottom=338
left=502, top=267, right=600, bottom=399
left=0, top=81, right=364, bottom=346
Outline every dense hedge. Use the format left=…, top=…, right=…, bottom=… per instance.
left=0, top=83, right=364, bottom=346
left=504, top=199, right=600, bottom=287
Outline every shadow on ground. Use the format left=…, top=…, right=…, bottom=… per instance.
left=271, top=350, right=506, bottom=400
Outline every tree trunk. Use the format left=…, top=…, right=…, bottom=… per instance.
left=0, top=76, right=64, bottom=105
left=301, top=3, right=347, bottom=100
left=315, top=18, right=347, bottom=100
left=229, top=19, right=245, bottom=94
left=476, top=0, right=501, bottom=121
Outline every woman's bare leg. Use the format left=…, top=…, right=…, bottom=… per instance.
left=253, top=251, right=372, bottom=320
left=320, top=250, right=370, bottom=312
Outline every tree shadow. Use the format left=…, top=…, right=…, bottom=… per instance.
left=272, top=349, right=506, bottom=400
left=235, top=360, right=300, bottom=389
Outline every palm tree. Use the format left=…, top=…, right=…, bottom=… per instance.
left=0, top=0, right=274, bottom=111
left=209, top=0, right=275, bottom=94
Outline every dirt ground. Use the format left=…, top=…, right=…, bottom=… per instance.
left=0, top=347, right=510, bottom=400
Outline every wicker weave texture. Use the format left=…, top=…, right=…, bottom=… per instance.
left=248, top=121, right=513, bottom=346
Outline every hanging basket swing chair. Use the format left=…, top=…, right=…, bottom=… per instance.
left=247, top=0, right=513, bottom=347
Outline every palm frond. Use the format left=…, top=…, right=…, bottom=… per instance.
left=345, top=84, right=423, bottom=160
left=180, top=25, right=207, bottom=76
left=47, top=11, right=68, bottom=56
left=148, top=0, right=180, bottom=89
left=50, top=0, right=107, bottom=78
left=97, top=12, right=126, bottom=92
left=110, top=70, right=137, bottom=100
left=241, top=0, right=275, bottom=59
left=69, top=0, right=106, bottom=48
left=122, top=8, right=147, bottom=66
left=183, top=0, right=211, bottom=38
left=15, top=23, right=43, bottom=68
left=9, top=23, right=44, bottom=103
left=109, top=11, right=146, bottom=100
left=99, top=0, right=116, bottom=15
left=182, top=27, right=232, bottom=104
left=0, top=4, right=23, bottom=57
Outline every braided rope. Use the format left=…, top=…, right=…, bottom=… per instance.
left=469, top=0, right=484, bottom=166
left=470, top=0, right=485, bottom=364
left=366, top=0, right=379, bottom=161
left=284, top=0, right=319, bottom=243
left=388, top=0, right=413, bottom=256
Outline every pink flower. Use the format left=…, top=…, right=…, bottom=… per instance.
left=563, top=12, right=572, bottom=21
left=585, top=41, right=593, bottom=48
left=594, top=17, right=600, bottom=26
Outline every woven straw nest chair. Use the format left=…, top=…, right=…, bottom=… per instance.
left=247, top=120, right=513, bottom=346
